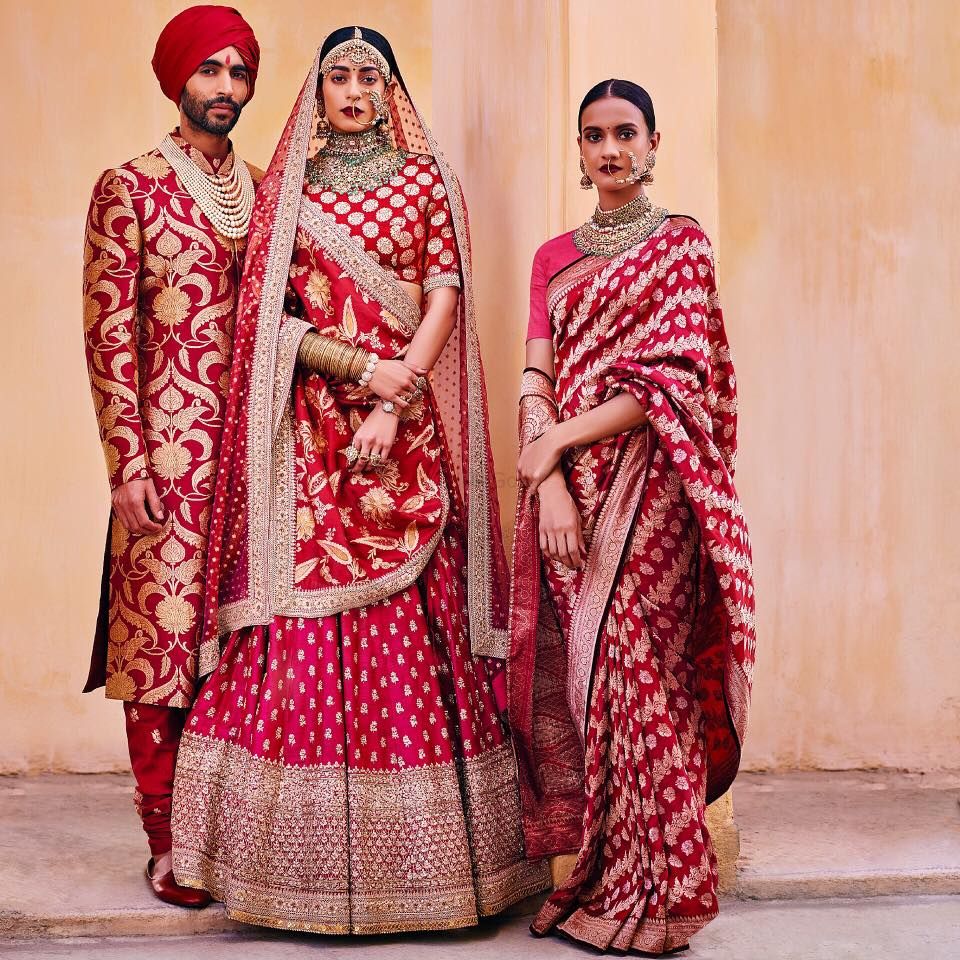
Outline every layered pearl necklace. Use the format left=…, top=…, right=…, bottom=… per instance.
left=573, top=192, right=668, bottom=258
left=159, top=134, right=255, bottom=239
left=305, top=127, right=405, bottom=196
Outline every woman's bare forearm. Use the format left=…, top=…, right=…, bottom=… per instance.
left=525, top=337, right=555, bottom=380
left=403, top=287, right=458, bottom=371
left=552, top=392, right=646, bottom=452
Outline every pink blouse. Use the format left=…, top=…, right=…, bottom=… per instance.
left=527, top=231, right=581, bottom=341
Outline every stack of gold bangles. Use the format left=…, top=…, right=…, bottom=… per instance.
left=299, top=333, right=377, bottom=383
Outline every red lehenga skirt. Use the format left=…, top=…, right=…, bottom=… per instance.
left=171, top=514, right=547, bottom=933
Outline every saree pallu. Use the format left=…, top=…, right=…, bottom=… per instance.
left=171, top=45, right=547, bottom=933
left=509, top=217, right=755, bottom=954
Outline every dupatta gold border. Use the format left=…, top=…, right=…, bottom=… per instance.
left=415, top=109, right=509, bottom=659
left=298, top=198, right=421, bottom=338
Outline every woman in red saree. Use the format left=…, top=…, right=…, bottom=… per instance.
left=170, top=27, right=547, bottom=933
left=509, top=80, right=756, bottom=954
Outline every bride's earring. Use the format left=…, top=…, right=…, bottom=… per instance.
left=317, top=97, right=331, bottom=137
left=579, top=156, right=593, bottom=190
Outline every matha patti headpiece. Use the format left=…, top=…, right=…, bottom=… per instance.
left=319, top=27, right=392, bottom=82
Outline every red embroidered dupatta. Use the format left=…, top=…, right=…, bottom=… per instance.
left=197, top=49, right=509, bottom=674
left=509, top=218, right=755, bottom=857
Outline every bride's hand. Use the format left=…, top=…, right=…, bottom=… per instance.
left=367, top=359, right=427, bottom=408
left=349, top=405, right=400, bottom=473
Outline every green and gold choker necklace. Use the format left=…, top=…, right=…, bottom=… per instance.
left=305, top=126, right=405, bottom=196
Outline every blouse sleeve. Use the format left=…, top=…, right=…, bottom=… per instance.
left=527, top=245, right=551, bottom=341
left=422, top=173, right=462, bottom=294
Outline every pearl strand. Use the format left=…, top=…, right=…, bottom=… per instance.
left=159, top=135, right=255, bottom=240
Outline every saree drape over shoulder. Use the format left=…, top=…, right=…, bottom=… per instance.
left=509, top=217, right=755, bottom=954
left=171, top=47, right=547, bottom=934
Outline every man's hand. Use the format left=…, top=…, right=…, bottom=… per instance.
left=537, top=473, right=585, bottom=570
left=112, top=478, right=165, bottom=535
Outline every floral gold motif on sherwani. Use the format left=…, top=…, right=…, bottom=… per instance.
left=83, top=132, right=263, bottom=706
left=510, top=217, right=755, bottom=953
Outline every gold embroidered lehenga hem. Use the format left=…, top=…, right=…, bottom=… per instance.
left=174, top=735, right=546, bottom=933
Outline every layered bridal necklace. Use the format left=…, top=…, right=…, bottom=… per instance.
left=573, top=192, right=668, bottom=258
left=305, top=126, right=405, bottom=195
left=159, top=134, right=255, bottom=240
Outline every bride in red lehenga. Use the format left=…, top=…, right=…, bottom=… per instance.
left=509, top=79, right=756, bottom=954
left=170, top=26, right=547, bottom=934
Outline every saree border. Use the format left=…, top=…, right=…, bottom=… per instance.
left=565, top=429, right=651, bottom=740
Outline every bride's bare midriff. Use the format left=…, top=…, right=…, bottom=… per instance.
left=397, top=280, right=423, bottom=309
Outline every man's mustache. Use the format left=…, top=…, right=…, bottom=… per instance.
left=205, top=97, right=240, bottom=114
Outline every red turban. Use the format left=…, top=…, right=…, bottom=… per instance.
left=152, top=5, right=260, bottom=105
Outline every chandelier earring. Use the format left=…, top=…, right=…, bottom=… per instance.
left=316, top=96, right=331, bottom=137
left=639, top=149, right=656, bottom=185
left=579, top=156, right=593, bottom=190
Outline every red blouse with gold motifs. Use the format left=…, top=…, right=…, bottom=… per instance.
left=303, top=153, right=461, bottom=292
left=83, top=131, right=262, bottom=707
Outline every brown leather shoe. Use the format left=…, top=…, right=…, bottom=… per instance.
left=145, top=857, right=212, bottom=908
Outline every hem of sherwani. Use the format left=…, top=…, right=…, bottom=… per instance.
left=102, top=686, right=194, bottom=709
left=172, top=734, right=550, bottom=935
left=531, top=898, right=718, bottom=954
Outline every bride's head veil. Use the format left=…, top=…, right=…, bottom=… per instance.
left=214, top=28, right=509, bottom=660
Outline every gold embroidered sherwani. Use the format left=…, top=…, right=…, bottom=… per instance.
left=83, top=132, right=263, bottom=706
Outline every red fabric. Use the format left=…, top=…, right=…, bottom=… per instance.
left=304, top=155, right=461, bottom=287
left=527, top=232, right=579, bottom=341
left=198, top=57, right=510, bottom=666
left=152, top=5, right=260, bottom=105
left=82, top=133, right=261, bottom=706
left=188, top=522, right=506, bottom=770
left=509, top=217, right=755, bottom=953
left=124, top=702, right=187, bottom=856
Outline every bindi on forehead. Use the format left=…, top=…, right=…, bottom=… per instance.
left=225, top=53, right=232, bottom=65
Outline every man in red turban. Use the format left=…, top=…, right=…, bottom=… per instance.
left=82, top=5, right=262, bottom=908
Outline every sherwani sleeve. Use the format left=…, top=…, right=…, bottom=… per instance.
left=83, top=168, right=148, bottom=490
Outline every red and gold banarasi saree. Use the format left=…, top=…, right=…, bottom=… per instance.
left=170, top=49, right=548, bottom=933
left=509, top=218, right=755, bottom=953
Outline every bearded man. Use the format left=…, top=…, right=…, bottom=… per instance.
left=81, top=5, right=262, bottom=907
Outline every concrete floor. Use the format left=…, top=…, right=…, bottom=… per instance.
left=1, top=769, right=958, bottom=943
left=1, top=898, right=958, bottom=960
left=733, top=770, right=960, bottom=898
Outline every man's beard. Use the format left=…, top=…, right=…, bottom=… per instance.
left=181, top=91, right=242, bottom=136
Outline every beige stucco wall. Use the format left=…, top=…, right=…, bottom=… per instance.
left=0, top=0, right=432, bottom=773
left=1, top=0, right=956, bottom=773
left=719, top=0, right=960, bottom=770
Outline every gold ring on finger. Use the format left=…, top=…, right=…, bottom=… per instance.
left=344, top=445, right=359, bottom=465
